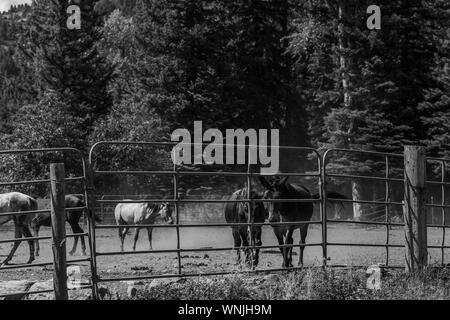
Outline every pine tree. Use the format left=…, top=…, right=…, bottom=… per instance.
left=419, top=1, right=450, bottom=159
left=18, top=0, right=114, bottom=130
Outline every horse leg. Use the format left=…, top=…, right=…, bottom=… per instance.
left=285, top=227, right=294, bottom=268
left=231, top=228, right=241, bottom=264
left=118, top=227, right=124, bottom=251
left=119, top=227, right=128, bottom=252
left=298, top=224, right=309, bottom=266
left=22, top=224, right=35, bottom=264
left=273, top=227, right=285, bottom=267
left=146, top=227, right=153, bottom=250
left=252, top=226, right=262, bottom=267
left=2, top=222, right=23, bottom=265
left=69, top=222, right=78, bottom=256
left=239, top=227, right=251, bottom=266
left=32, top=225, right=40, bottom=257
left=132, top=227, right=141, bottom=251
left=77, top=223, right=87, bottom=256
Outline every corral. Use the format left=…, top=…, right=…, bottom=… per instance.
left=0, top=142, right=449, bottom=299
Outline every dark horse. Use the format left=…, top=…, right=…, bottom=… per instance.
left=259, top=176, right=346, bottom=268
left=224, top=188, right=268, bottom=267
left=31, top=194, right=100, bottom=256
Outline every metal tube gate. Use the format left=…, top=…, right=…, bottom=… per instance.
left=0, top=148, right=95, bottom=299
left=87, top=142, right=324, bottom=297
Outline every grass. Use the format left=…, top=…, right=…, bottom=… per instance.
left=124, top=267, right=450, bottom=300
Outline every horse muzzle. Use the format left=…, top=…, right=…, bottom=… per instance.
left=166, top=218, right=174, bottom=225
left=268, top=217, right=278, bottom=223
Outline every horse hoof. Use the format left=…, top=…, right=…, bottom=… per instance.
left=69, top=252, right=75, bottom=256
left=82, top=251, right=87, bottom=256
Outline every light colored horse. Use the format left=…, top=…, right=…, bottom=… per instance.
left=114, top=202, right=173, bottom=251
left=0, top=192, right=37, bottom=266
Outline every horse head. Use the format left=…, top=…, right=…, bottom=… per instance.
left=259, top=176, right=289, bottom=223
left=250, top=190, right=269, bottom=222
left=158, top=202, right=173, bottom=224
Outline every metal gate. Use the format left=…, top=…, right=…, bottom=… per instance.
left=87, top=141, right=325, bottom=297
left=322, top=148, right=450, bottom=268
left=3, top=144, right=448, bottom=299
left=0, top=148, right=95, bottom=299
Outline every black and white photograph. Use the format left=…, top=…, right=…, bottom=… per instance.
left=0, top=0, right=450, bottom=306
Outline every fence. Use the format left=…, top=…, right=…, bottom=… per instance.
left=0, top=148, right=94, bottom=299
left=1, top=143, right=448, bottom=299
left=87, top=141, right=324, bottom=292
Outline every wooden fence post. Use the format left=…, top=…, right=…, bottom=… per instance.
left=50, top=163, right=68, bottom=300
left=403, top=146, right=427, bottom=273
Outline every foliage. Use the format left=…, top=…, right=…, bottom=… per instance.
left=122, top=268, right=450, bottom=300
left=89, top=96, right=171, bottom=194
left=0, top=0, right=449, bottom=197
left=0, top=91, right=85, bottom=196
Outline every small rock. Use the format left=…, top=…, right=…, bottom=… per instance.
left=147, top=278, right=179, bottom=289
left=127, top=286, right=138, bottom=298
left=0, top=280, right=35, bottom=300
left=67, top=266, right=82, bottom=290
left=98, top=286, right=112, bottom=300
left=131, top=266, right=151, bottom=271
left=263, top=274, right=278, bottom=282
left=203, top=254, right=209, bottom=259
left=25, top=280, right=54, bottom=300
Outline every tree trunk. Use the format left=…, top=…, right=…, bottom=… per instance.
left=352, top=180, right=363, bottom=220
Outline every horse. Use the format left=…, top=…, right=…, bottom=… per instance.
left=0, top=192, right=37, bottom=266
left=114, top=202, right=173, bottom=251
left=30, top=194, right=101, bottom=256
left=259, top=176, right=347, bottom=268
left=224, top=188, right=268, bottom=267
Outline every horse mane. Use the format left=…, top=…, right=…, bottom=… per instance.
left=285, top=183, right=312, bottom=198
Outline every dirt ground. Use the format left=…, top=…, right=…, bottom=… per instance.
left=1, top=223, right=450, bottom=298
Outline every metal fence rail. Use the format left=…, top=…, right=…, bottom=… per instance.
left=323, top=148, right=405, bottom=267
left=0, top=148, right=95, bottom=299
left=323, top=148, right=450, bottom=268
left=87, top=141, right=324, bottom=296
left=2, top=143, right=449, bottom=300
left=425, top=157, right=449, bottom=265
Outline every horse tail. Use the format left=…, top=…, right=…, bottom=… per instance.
left=114, top=204, right=124, bottom=225
left=94, top=212, right=102, bottom=223
left=28, top=197, right=38, bottom=211
left=88, top=209, right=102, bottom=223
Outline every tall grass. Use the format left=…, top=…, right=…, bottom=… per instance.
left=128, top=267, right=450, bottom=300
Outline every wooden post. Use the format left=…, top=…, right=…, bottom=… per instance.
left=403, top=146, right=427, bottom=273
left=50, top=163, right=68, bottom=300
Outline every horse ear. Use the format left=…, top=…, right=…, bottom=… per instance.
left=259, top=176, right=272, bottom=190
left=280, top=176, right=289, bottom=184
